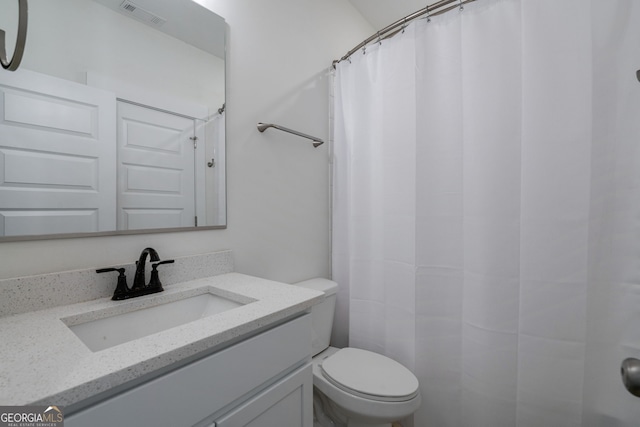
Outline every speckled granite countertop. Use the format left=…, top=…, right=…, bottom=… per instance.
left=0, top=273, right=323, bottom=407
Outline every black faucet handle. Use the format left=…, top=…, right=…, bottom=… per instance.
left=148, top=260, right=174, bottom=291
left=96, top=267, right=131, bottom=300
left=152, top=260, right=175, bottom=268
left=96, top=267, right=125, bottom=274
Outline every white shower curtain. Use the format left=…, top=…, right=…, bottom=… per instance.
left=332, top=0, right=640, bottom=426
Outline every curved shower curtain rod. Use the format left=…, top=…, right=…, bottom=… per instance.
left=335, top=0, right=476, bottom=64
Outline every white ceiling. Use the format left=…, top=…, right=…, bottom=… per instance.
left=347, top=0, right=429, bottom=30
left=93, top=0, right=226, bottom=59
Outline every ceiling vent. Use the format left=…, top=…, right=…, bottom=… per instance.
left=118, top=1, right=166, bottom=27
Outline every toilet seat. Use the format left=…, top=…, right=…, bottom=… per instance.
left=320, top=348, right=419, bottom=402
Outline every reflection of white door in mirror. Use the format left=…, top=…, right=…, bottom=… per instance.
left=0, top=69, right=117, bottom=237
left=89, top=72, right=209, bottom=230
left=0, top=0, right=226, bottom=240
left=116, top=101, right=199, bottom=230
left=0, top=69, right=214, bottom=237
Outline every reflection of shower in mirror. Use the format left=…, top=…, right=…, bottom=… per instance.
left=196, top=104, right=226, bottom=125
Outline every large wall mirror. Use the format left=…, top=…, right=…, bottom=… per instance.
left=0, top=0, right=226, bottom=241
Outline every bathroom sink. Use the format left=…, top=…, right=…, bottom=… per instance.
left=64, top=292, right=245, bottom=352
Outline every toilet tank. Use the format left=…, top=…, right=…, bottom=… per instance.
left=294, top=278, right=338, bottom=356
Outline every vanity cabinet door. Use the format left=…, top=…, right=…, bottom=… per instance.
left=214, top=364, right=312, bottom=427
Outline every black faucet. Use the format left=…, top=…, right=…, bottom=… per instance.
left=132, top=247, right=160, bottom=291
left=97, top=247, right=174, bottom=300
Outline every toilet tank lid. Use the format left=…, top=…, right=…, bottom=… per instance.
left=294, top=278, right=338, bottom=296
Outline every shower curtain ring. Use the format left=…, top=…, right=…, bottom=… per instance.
left=459, top=0, right=464, bottom=11
left=377, top=32, right=382, bottom=45
left=426, top=9, right=431, bottom=22
left=401, top=18, right=407, bottom=33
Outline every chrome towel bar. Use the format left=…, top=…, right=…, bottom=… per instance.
left=257, top=122, right=324, bottom=148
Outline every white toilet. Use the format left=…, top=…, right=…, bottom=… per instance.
left=295, top=278, right=421, bottom=427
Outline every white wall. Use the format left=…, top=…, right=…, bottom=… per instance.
left=0, top=0, right=372, bottom=282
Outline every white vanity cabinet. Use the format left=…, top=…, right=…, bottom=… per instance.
left=66, top=314, right=313, bottom=427
left=212, top=364, right=312, bottom=427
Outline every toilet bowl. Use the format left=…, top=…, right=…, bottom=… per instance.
left=295, top=279, right=421, bottom=427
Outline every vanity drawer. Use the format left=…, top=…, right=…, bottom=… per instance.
left=66, top=314, right=312, bottom=427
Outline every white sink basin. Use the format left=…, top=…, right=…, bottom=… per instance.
left=64, top=292, right=245, bottom=352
